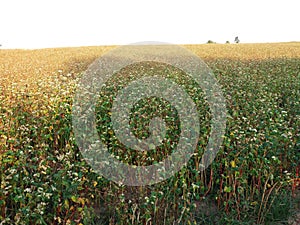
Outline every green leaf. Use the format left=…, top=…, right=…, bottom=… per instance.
left=224, top=186, right=232, bottom=193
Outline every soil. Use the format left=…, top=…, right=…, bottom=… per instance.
left=288, top=189, right=300, bottom=225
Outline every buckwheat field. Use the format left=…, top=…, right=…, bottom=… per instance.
left=0, top=43, right=299, bottom=224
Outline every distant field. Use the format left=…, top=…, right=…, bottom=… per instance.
left=0, top=42, right=299, bottom=224
left=1, top=42, right=300, bottom=86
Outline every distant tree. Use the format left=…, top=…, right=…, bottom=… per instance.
left=234, top=36, right=240, bottom=43
left=226, top=41, right=230, bottom=44
left=207, top=40, right=215, bottom=44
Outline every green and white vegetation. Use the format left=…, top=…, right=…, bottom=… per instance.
left=0, top=43, right=299, bottom=224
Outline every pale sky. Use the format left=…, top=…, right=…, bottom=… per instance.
left=0, top=0, right=299, bottom=49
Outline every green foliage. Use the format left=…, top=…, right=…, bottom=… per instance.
left=0, top=51, right=299, bottom=224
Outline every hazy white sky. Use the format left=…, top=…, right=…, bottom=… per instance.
left=0, top=0, right=299, bottom=49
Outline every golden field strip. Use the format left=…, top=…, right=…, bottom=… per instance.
left=1, top=42, right=300, bottom=87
